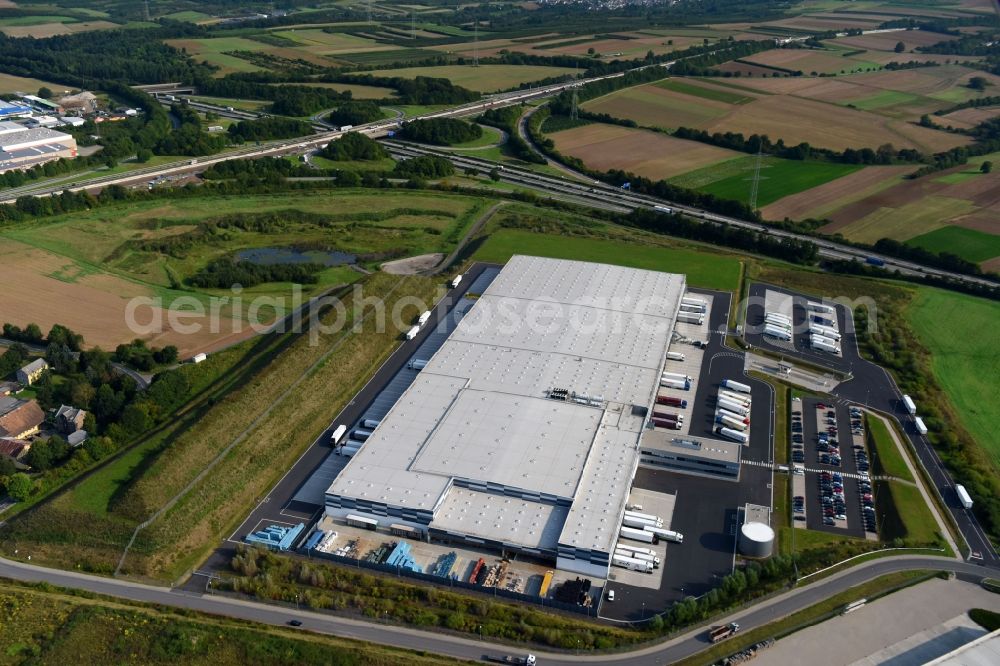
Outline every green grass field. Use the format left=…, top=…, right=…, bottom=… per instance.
left=906, top=225, right=1000, bottom=264
left=909, top=288, right=1000, bottom=463
left=866, top=415, right=914, bottom=481
left=848, top=90, right=922, bottom=111
left=473, top=228, right=742, bottom=291
left=0, top=15, right=78, bottom=26
left=670, top=157, right=863, bottom=208
left=656, top=79, right=754, bottom=105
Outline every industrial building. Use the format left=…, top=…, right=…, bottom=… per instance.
left=326, top=255, right=688, bottom=577
left=0, top=121, right=77, bottom=173
left=0, top=100, right=33, bottom=119
left=638, top=433, right=741, bottom=480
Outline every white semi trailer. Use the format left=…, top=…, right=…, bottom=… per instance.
left=611, top=553, right=654, bottom=573
left=763, top=325, right=792, bottom=341
left=717, top=398, right=750, bottom=417
left=619, top=526, right=655, bottom=543
left=722, top=379, right=752, bottom=394
left=716, top=426, right=749, bottom=444
left=677, top=312, right=705, bottom=325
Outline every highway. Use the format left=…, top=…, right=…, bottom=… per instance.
left=0, top=553, right=992, bottom=664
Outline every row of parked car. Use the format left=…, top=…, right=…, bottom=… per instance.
left=859, top=477, right=877, bottom=532
left=818, top=470, right=847, bottom=525
left=850, top=406, right=870, bottom=473
left=791, top=406, right=805, bottom=463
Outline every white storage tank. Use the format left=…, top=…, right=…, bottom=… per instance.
left=739, top=522, right=774, bottom=558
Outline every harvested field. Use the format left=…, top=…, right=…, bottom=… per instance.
left=743, top=49, right=877, bottom=75
left=762, top=165, right=915, bottom=221
left=549, top=123, right=742, bottom=180
left=834, top=196, right=975, bottom=243
left=584, top=77, right=968, bottom=151
left=703, top=95, right=968, bottom=152
left=941, top=106, right=1000, bottom=128
left=0, top=72, right=67, bottom=94
left=761, top=15, right=884, bottom=31
left=832, top=30, right=959, bottom=52
left=0, top=239, right=252, bottom=357
left=273, top=81, right=397, bottom=99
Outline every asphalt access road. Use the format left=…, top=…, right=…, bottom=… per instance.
left=0, top=555, right=993, bottom=666
left=744, top=283, right=860, bottom=374
left=743, top=284, right=997, bottom=566
left=185, top=263, right=496, bottom=590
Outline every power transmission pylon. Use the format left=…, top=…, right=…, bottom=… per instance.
left=570, top=89, right=579, bottom=121
left=411, top=12, right=415, bottom=39
left=473, top=19, right=479, bottom=67
left=749, top=149, right=764, bottom=211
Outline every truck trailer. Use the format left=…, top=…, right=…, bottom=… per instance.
left=902, top=395, right=916, bottom=415
left=763, top=324, right=792, bottom=341
left=619, top=526, right=655, bottom=543
left=709, top=623, right=740, bottom=643
left=682, top=295, right=707, bottom=307
left=652, top=418, right=681, bottom=430
left=624, top=510, right=663, bottom=523
left=656, top=395, right=688, bottom=408
left=666, top=351, right=686, bottom=361
left=417, top=311, right=431, bottom=325
left=764, top=313, right=791, bottom=325
left=719, top=390, right=752, bottom=407
left=330, top=424, right=347, bottom=446
left=661, top=371, right=692, bottom=382
left=679, top=303, right=706, bottom=314
left=716, top=426, right=749, bottom=444
left=362, top=419, right=381, bottom=430
left=956, top=484, right=973, bottom=509
left=809, top=302, right=836, bottom=315
left=722, top=379, right=752, bottom=394
left=660, top=378, right=690, bottom=390
left=811, top=315, right=836, bottom=328
left=615, top=543, right=658, bottom=559
left=405, top=325, right=421, bottom=340
left=611, top=553, right=654, bottom=573
left=450, top=274, right=462, bottom=288
left=810, top=335, right=840, bottom=354
left=652, top=411, right=683, bottom=422
left=644, top=526, right=683, bottom=543
left=718, top=408, right=750, bottom=425
left=717, top=414, right=748, bottom=431
left=808, top=323, right=841, bottom=340
left=914, top=416, right=928, bottom=435
left=677, top=312, right=705, bottom=325
left=717, top=398, right=750, bottom=417
left=622, top=515, right=663, bottom=530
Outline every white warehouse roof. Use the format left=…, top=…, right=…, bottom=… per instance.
left=326, top=255, right=686, bottom=555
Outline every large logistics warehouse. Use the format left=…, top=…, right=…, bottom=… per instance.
left=325, top=255, right=687, bottom=577
left=0, top=121, right=77, bottom=173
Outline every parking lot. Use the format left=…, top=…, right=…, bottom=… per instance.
left=604, top=288, right=776, bottom=622
left=744, top=283, right=857, bottom=373
left=794, top=397, right=873, bottom=538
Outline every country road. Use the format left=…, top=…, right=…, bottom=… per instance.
left=0, top=554, right=992, bottom=664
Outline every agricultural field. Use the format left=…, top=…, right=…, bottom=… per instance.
left=669, top=155, right=863, bottom=208
left=740, top=48, right=880, bottom=76
left=815, top=153, right=1000, bottom=261
left=582, top=76, right=967, bottom=152
left=909, top=288, right=1000, bottom=464
left=358, top=64, right=580, bottom=93
left=275, top=81, right=398, bottom=99
left=907, top=226, right=1000, bottom=265
left=0, top=581, right=454, bottom=665
left=548, top=122, right=743, bottom=180
left=0, top=72, right=70, bottom=95
left=761, top=165, right=916, bottom=222
left=0, top=190, right=490, bottom=354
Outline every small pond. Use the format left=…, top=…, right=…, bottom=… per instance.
left=237, top=247, right=356, bottom=267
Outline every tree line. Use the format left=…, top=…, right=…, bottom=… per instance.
left=478, top=105, right=545, bottom=164
left=397, top=118, right=482, bottom=145
left=187, top=258, right=324, bottom=289
left=319, top=132, right=388, bottom=161
left=228, top=117, right=314, bottom=142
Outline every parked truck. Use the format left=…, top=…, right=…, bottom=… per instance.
left=652, top=411, right=683, bottom=423
left=763, top=324, right=792, bottom=341
left=330, top=424, right=347, bottom=446
left=718, top=408, right=750, bottom=425
left=621, top=550, right=660, bottom=568
left=622, top=515, right=663, bottom=530
left=764, top=313, right=791, bottom=325
left=809, top=302, right=836, bottom=315
left=406, top=325, right=421, bottom=340
left=619, top=526, right=655, bottom=543
left=810, top=335, right=840, bottom=354
left=666, top=351, right=686, bottom=361
left=722, top=379, right=752, bottom=394
left=351, top=429, right=372, bottom=442
left=485, top=655, right=536, bottom=665
left=716, top=426, right=749, bottom=444
left=656, top=395, right=688, bottom=408
left=450, top=274, right=463, bottom=288
left=808, top=323, right=841, bottom=340
left=708, top=623, right=741, bottom=643
left=624, top=510, right=663, bottom=523
left=956, top=484, right=973, bottom=509
left=719, top=390, right=751, bottom=407
left=408, top=359, right=428, bottom=370
left=417, top=310, right=432, bottom=325
left=652, top=418, right=681, bottom=430
left=661, top=371, right=692, bottom=382
left=660, top=378, right=690, bottom=390
left=717, top=414, right=748, bottom=431
left=362, top=419, right=381, bottom=430
left=811, top=315, right=836, bottom=328
left=615, top=543, right=658, bottom=559
left=611, top=553, right=654, bottom=573
left=902, top=395, right=916, bottom=416
left=677, top=312, right=705, bottom=325
left=914, top=416, right=928, bottom=435
left=682, top=296, right=707, bottom=308
left=866, top=256, right=885, bottom=267
left=680, top=302, right=706, bottom=314
left=644, top=526, right=683, bottom=543
left=717, top=398, right=750, bottom=417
